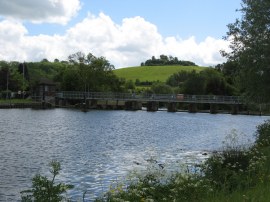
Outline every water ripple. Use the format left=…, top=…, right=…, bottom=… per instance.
left=0, top=109, right=267, bottom=201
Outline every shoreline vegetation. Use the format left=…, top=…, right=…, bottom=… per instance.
left=21, top=120, right=270, bottom=201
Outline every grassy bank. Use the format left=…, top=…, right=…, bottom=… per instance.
left=113, top=65, right=205, bottom=83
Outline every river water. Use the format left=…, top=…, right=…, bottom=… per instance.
left=0, top=109, right=268, bottom=201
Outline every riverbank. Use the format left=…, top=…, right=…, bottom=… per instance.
left=0, top=99, right=54, bottom=109
left=94, top=120, right=270, bottom=202
left=0, top=102, right=42, bottom=108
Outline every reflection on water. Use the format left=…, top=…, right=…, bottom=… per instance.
left=0, top=109, right=268, bottom=201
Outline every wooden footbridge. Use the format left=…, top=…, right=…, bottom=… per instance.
left=55, top=91, right=243, bottom=114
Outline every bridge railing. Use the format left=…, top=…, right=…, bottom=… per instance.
left=55, top=91, right=243, bottom=104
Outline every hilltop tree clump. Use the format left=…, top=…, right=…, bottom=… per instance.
left=141, top=55, right=197, bottom=66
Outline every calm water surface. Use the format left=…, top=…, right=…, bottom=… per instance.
left=0, top=109, right=268, bottom=201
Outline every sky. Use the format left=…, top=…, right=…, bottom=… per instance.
left=0, top=0, right=242, bottom=68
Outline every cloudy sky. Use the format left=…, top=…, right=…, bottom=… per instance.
left=0, top=0, right=242, bottom=68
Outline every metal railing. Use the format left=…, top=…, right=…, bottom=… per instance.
left=55, top=91, right=243, bottom=104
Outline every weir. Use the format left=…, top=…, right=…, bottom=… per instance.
left=54, top=91, right=243, bottom=114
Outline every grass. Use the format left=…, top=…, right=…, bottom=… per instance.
left=113, top=65, right=206, bottom=82
left=0, top=99, right=36, bottom=104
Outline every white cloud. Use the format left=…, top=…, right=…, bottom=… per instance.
left=0, top=0, right=81, bottom=24
left=0, top=13, right=229, bottom=68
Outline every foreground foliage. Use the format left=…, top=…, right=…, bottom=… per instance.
left=21, top=160, right=74, bottom=202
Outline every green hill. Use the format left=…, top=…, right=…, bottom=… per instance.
left=113, top=65, right=206, bottom=83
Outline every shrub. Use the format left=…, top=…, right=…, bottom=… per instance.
left=255, top=120, right=270, bottom=147
left=202, top=129, right=267, bottom=192
left=21, top=160, right=74, bottom=202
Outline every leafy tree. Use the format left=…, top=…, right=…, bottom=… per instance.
left=166, top=68, right=236, bottom=95
left=67, top=52, right=122, bottom=92
left=125, top=80, right=135, bottom=91
left=151, top=82, right=173, bottom=94
left=61, top=67, right=81, bottom=91
left=21, top=160, right=74, bottom=202
left=201, top=68, right=233, bottom=95
left=182, top=73, right=206, bottom=95
left=166, top=70, right=196, bottom=87
left=18, top=63, right=30, bottom=81
left=215, top=61, right=240, bottom=86
left=135, top=79, right=140, bottom=86
left=41, top=58, right=49, bottom=63
left=223, top=0, right=270, bottom=102
left=0, top=63, right=27, bottom=93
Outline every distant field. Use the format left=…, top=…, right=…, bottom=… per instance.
left=113, top=65, right=206, bottom=82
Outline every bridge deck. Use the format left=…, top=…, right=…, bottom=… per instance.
left=55, top=92, right=243, bottom=105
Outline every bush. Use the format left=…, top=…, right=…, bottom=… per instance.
left=255, top=120, right=270, bottom=147
left=202, top=130, right=267, bottom=192
left=21, top=160, right=74, bottom=202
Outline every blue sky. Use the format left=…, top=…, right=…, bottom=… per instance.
left=0, top=0, right=242, bottom=68
left=83, top=0, right=241, bottom=41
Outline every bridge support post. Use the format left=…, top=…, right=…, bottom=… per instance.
left=107, top=100, right=118, bottom=109
left=97, top=100, right=108, bottom=109
left=55, top=97, right=59, bottom=106
left=147, top=101, right=159, bottom=112
left=125, top=101, right=141, bottom=110
left=117, top=100, right=125, bottom=110
left=210, top=104, right=218, bottom=114
left=89, top=99, right=97, bottom=109
left=86, top=99, right=90, bottom=108
left=60, top=99, right=67, bottom=107
left=231, top=105, right=239, bottom=115
left=167, top=102, right=177, bottom=112
left=188, top=103, right=197, bottom=113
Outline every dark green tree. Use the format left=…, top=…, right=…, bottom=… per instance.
left=223, top=0, right=270, bottom=102
left=201, top=68, right=236, bottom=95
left=182, top=73, right=206, bottom=95
left=151, top=82, right=173, bottom=94
left=166, top=70, right=196, bottom=87
left=67, top=52, right=121, bottom=92
left=61, top=67, right=81, bottom=91
left=18, top=63, right=30, bottom=81
left=0, top=63, right=27, bottom=93
left=125, top=80, right=135, bottom=91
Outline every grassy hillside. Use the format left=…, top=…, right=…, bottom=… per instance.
left=113, top=65, right=206, bottom=82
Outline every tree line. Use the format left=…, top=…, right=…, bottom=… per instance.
left=0, top=52, right=127, bottom=98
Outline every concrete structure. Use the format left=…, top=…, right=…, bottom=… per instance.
left=55, top=91, right=243, bottom=114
